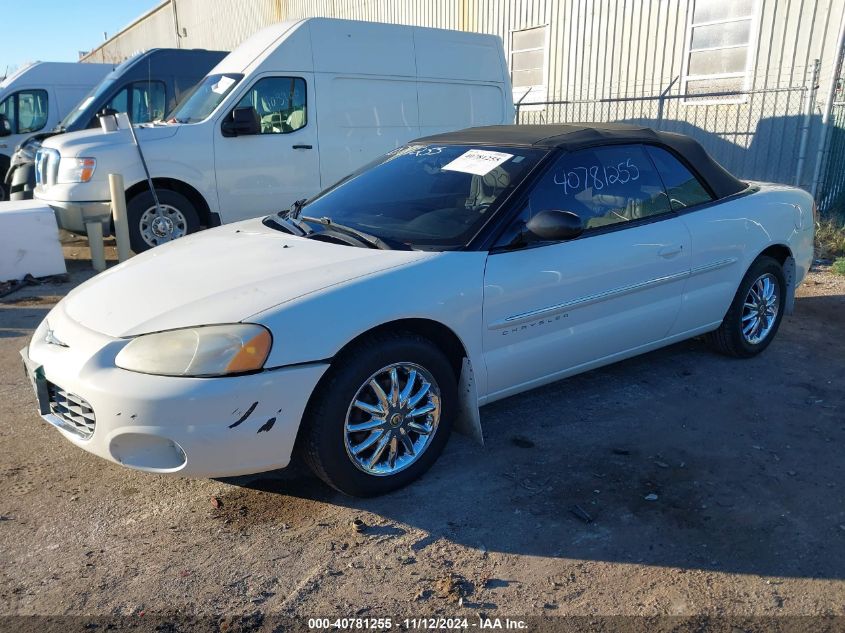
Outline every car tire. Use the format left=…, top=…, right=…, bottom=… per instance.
left=301, top=331, right=457, bottom=497
left=705, top=255, right=786, bottom=358
left=127, top=188, right=200, bottom=253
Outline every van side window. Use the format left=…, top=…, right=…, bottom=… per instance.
left=0, top=94, right=15, bottom=133
left=236, top=77, right=306, bottom=134
left=0, top=89, right=48, bottom=134
left=130, top=81, right=166, bottom=123
left=104, top=88, right=128, bottom=118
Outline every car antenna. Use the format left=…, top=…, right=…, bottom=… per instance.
left=113, top=112, right=163, bottom=218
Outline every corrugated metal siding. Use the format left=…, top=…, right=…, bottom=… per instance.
left=79, top=0, right=845, bottom=190
left=83, top=1, right=845, bottom=97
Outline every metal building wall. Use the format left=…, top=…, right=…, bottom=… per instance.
left=79, top=0, right=845, bottom=194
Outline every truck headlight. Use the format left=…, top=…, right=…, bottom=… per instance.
left=57, top=157, right=96, bottom=183
left=115, top=324, right=272, bottom=377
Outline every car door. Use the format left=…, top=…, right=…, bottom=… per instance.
left=482, top=144, right=692, bottom=398
left=640, top=145, right=743, bottom=335
left=213, top=74, right=320, bottom=222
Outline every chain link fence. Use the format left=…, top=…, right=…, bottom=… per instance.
left=514, top=85, right=831, bottom=210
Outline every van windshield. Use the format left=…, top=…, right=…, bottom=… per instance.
left=278, top=144, right=545, bottom=249
left=170, top=73, right=243, bottom=123
left=59, top=76, right=118, bottom=130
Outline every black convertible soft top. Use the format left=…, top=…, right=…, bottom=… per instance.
left=415, top=123, right=747, bottom=200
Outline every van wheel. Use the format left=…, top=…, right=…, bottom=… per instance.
left=705, top=256, right=786, bottom=358
left=127, top=189, right=200, bottom=252
left=301, top=331, right=457, bottom=497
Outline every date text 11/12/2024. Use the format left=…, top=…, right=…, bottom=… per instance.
left=307, top=616, right=529, bottom=629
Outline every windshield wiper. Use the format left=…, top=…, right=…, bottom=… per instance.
left=300, top=216, right=407, bottom=251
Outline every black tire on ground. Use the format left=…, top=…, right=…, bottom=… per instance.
left=301, top=331, right=457, bottom=497
left=126, top=188, right=200, bottom=253
left=0, top=182, right=7, bottom=203
left=705, top=255, right=786, bottom=358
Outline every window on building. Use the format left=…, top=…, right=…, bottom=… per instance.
left=683, top=0, right=758, bottom=103
left=510, top=25, right=548, bottom=106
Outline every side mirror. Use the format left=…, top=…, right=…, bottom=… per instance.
left=0, top=114, right=11, bottom=137
left=525, top=210, right=584, bottom=242
left=222, top=106, right=261, bottom=137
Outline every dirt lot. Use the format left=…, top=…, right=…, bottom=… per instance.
left=1, top=243, right=844, bottom=629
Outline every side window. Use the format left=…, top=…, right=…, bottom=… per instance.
left=497, top=145, right=672, bottom=247
left=105, top=88, right=128, bottom=116
left=130, top=81, right=166, bottom=123
left=16, top=90, right=48, bottom=133
left=236, top=76, right=306, bottom=134
left=645, top=145, right=714, bottom=210
left=0, top=94, right=15, bottom=133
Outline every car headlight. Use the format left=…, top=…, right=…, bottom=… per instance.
left=115, top=324, right=272, bottom=377
left=57, top=157, right=96, bottom=183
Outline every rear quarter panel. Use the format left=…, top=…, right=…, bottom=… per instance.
left=671, top=183, right=814, bottom=335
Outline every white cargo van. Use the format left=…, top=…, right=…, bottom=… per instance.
left=0, top=62, right=112, bottom=200
left=34, top=18, right=514, bottom=251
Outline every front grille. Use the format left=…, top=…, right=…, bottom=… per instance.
left=46, top=382, right=96, bottom=439
left=34, top=147, right=59, bottom=187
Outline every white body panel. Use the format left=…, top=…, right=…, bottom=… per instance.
left=34, top=18, right=513, bottom=231
left=22, top=181, right=814, bottom=478
left=0, top=199, right=66, bottom=281
left=0, top=62, right=111, bottom=161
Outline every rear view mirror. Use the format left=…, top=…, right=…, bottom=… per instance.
left=526, top=210, right=584, bottom=242
left=0, top=114, right=11, bottom=137
left=222, top=106, right=261, bottom=137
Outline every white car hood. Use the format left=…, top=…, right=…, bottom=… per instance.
left=63, top=219, right=431, bottom=337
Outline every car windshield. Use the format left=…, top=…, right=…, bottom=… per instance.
left=169, top=73, right=243, bottom=123
left=287, top=144, right=545, bottom=249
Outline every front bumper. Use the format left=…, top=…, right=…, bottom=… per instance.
left=22, top=305, right=329, bottom=477
left=35, top=196, right=112, bottom=234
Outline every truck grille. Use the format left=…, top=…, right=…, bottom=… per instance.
left=46, top=382, right=96, bottom=439
left=34, top=147, right=60, bottom=187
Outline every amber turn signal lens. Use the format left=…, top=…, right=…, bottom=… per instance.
left=225, top=328, right=272, bottom=373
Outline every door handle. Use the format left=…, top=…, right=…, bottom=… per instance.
left=658, top=244, right=684, bottom=258
left=292, top=144, right=313, bottom=150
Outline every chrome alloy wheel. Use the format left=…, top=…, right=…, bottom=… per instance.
left=139, top=204, right=188, bottom=247
left=741, top=272, right=780, bottom=345
left=344, top=363, right=441, bottom=476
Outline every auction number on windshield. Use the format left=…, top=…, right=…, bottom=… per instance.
left=554, top=158, right=640, bottom=194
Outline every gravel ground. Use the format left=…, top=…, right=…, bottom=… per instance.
left=1, top=247, right=844, bottom=628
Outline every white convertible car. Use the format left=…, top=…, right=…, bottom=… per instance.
left=22, top=124, right=815, bottom=496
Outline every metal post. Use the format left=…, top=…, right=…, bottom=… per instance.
left=811, top=9, right=845, bottom=199
left=85, top=221, right=106, bottom=272
left=109, top=173, right=132, bottom=262
left=794, top=59, right=820, bottom=187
